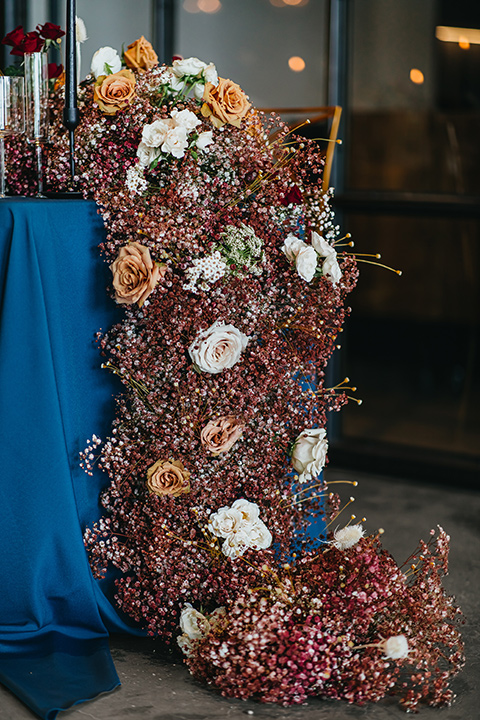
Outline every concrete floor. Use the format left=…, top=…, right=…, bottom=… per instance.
left=1, top=468, right=479, bottom=720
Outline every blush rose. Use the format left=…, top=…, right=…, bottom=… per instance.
left=188, top=321, right=249, bottom=374
left=201, top=416, right=244, bottom=455
left=109, top=241, right=164, bottom=306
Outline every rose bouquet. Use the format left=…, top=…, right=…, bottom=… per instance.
left=5, top=36, right=464, bottom=711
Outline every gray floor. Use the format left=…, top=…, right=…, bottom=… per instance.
left=1, top=468, right=479, bottom=720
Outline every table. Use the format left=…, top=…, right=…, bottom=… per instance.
left=0, top=198, right=144, bottom=720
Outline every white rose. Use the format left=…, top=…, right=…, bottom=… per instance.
left=188, top=320, right=249, bottom=374
left=161, top=126, right=189, bottom=158
left=295, top=245, right=318, bottom=282
left=171, top=108, right=201, bottom=132
left=231, top=498, right=260, bottom=525
left=281, top=233, right=305, bottom=262
left=221, top=533, right=249, bottom=558
left=311, top=230, right=334, bottom=257
left=193, top=82, right=206, bottom=101
left=292, top=427, right=328, bottom=482
left=179, top=604, right=210, bottom=640
left=208, top=506, right=244, bottom=538
left=141, top=118, right=173, bottom=148
left=203, top=62, right=218, bottom=85
left=169, top=75, right=186, bottom=93
left=196, top=130, right=214, bottom=152
left=172, top=56, right=207, bottom=77
left=247, top=520, right=273, bottom=550
left=90, top=46, right=121, bottom=78
left=383, top=635, right=409, bottom=660
left=322, top=253, right=342, bottom=285
left=177, top=634, right=194, bottom=657
left=136, top=141, right=160, bottom=168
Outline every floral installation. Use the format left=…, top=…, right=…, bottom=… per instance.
left=1, top=22, right=65, bottom=81
left=3, top=33, right=464, bottom=711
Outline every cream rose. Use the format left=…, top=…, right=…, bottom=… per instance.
left=208, top=506, right=244, bottom=538
left=291, top=427, right=328, bottom=482
left=146, top=458, right=190, bottom=497
left=124, top=35, right=158, bottom=72
left=172, top=56, right=207, bottom=77
left=161, top=126, right=189, bottom=158
left=94, top=69, right=135, bottom=115
left=196, top=130, right=214, bottom=152
left=136, top=141, right=159, bottom=168
left=90, top=46, right=121, bottom=78
left=188, top=320, right=249, bottom=374
left=110, top=241, right=164, bottom=306
left=170, top=108, right=201, bottom=132
left=247, top=521, right=273, bottom=550
left=231, top=498, right=260, bottom=525
left=322, top=252, right=342, bottom=285
left=295, top=245, right=318, bottom=282
left=201, top=77, right=251, bottom=128
left=141, top=118, right=174, bottom=148
left=179, top=604, right=210, bottom=639
left=281, top=233, right=305, bottom=262
left=201, top=416, right=244, bottom=455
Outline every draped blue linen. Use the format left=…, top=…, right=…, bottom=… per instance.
left=0, top=198, right=144, bottom=719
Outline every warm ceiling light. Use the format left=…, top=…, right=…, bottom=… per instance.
left=436, top=25, right=480, bottom=45
left=410, top=68, right=424, bottom=84
left=270, top=0, right=309, bottom=6
left=283, top=0, right=305, bottom=5
left=288, top=56, right=306, bottom=72
left=183, top=0, right=201, bottom=12
left=198, top=0, right=222, bottom=13
left=458, top=36, right=470, bottom=50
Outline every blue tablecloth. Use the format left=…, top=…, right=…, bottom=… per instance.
left=0, top=198, right=144, bottom=719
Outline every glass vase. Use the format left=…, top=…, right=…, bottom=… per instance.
left=24, top=51, right=49, bottom=197
left=0, top=77, right=25, bottom=198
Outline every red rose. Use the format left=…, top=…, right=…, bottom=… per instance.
left=37, top=22, right=65, bottom=41
left=280, top=185, right=303, bottom=206
left=10, top=31, right=44, bottom=56
left=48, top=62, right=64, bottom=79
left=2, top=25, right=25, bottom=47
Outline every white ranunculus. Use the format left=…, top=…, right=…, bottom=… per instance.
left=171, top=108, right=201, bottom=132
left=383, top=635, right=409, bottom=660
left=203, top=62, right=218, bottom=85
left=161, top=126, right=189, bottom=158
left=188, top=320, right=249, bottom=374
left=231, top=498, right=260, bottom=525
left=281, top=233, right=305, bottom=262
left=196, top=130, right=214, bottom=152
left=208, top=506, right=244, bottom=538
left=90, top=46, right=121, bottom=78
left=291, top=427, right=328, bottom=482
left=295, top=245, right=318, bottom=282
left=141, top=119, right=173, bottom=149
left=136, top=141, right=160, bottom=168
left=172, top=56, right=207, bottom=77
left=247, top=520, right=273, bottom=550
left=311, top=230, right=334, bottom=257
left=332, top=523, right=365, bottom=550
left=179, top=604, right=210, bottom=640
left=322, top=253, right=342, bottom=285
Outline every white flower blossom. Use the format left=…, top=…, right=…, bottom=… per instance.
left=203, top=62, right=218, bottom=85
left=209, top=498, right=272, bottom=558
left=172, top=56, right=207, bottom=77
left=322, top=252, right=342, bottom=285
left=90, top=46, right=121, bottom=78
left=332, top=523, right=365, bottom=550
left=161, top=125, right=189, bottom=158
left=382, top=635, right=409, bottom=660
left=183, top=251, right=227, bottom=293
left=171, top=108, right=201, bottom=132
left=136, top=141, right=159, bottom=168
left=141, top=119, right=173, bottom=149
left=281, top=233, right=305, bottom=262
left=179, top=603, right=210, bottom=639
left=295, top=244, right=317, bottom=282
left=196, top=130, right=214, bottom=152
left=75, top=17, right=87, bottom=43
left=125, top=165, right=148, bottom=196
left=291, top=427, right=328, bottom=482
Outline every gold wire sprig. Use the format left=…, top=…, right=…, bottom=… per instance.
left=347, top=253, right=403, bottom=276
left=319, top=377, right=363, bottom=406
left=101, top=361, right=156, bottom=412
left=325, top=497, right=356, bottom=530
left=281, top=479, right=358, bottom=508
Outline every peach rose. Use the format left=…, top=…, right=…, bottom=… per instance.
left=201, top=77, right=251, bottom=128
left=146, top=459, right=191, bottom=497
left=110, top=241, right=165, bottom=306
left=124, top=36, right=158, bottom=72
left=201, top=416, right=244, bottom=455
left=94, top=69, right=135, bottom=115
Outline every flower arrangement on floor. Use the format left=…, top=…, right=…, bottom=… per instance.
left=4, top=33, right=464, bottom=712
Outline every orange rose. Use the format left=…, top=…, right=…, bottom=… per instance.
left=94, top=69, right=135, bottom=115
left=124, top=36, right=158, bottom=72
left=201, top=77, right=251, bottom=129
left=201, top=416, right=244, bottom=455
left=146, top=459, right=191, bottom=497
left=110, top=241, right=165, bottom=306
